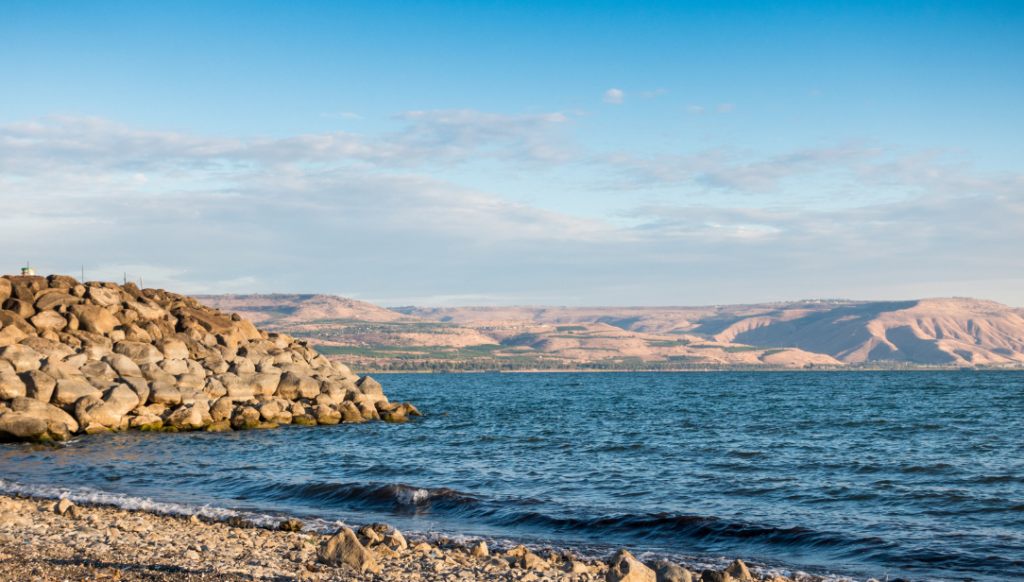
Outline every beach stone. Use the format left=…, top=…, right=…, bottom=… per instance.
left=124, top=300, right=167, bottom=322
left=139, top=363, right=175, bottom=383
left=279, top=519, right=303, bottom=532
left=383, top=529, right=408, bottom=551
left=129, top=414, right=163, bottom=429
left=650, top=561, right=692, bottom=582
left=121, top=323, right=152, bottom=343
left=113, top=341, right=163, bottom=366
left=724, top=560, right=753, bottom=581
left=78, top=359, right=116, bottom=380
left=21, top=370, right=57, bottom=403
left=699, top=571, right=733, bottom=582
left=118, top=377, right=149, bottom=406
left=52, top=379, right=103, bottom=406
left=0, top=373, right=27, bottom=400
left=101, top=353, right=143, bottom=377
left=317, top=527, right=381, bottom=574
left=11, top=397, right=79, bottom=433
left=607, top=550, right=655, bottom=582
left=157, top=358, right=189, bottom=375
left=210, top=398, right=234, bottom=421
left=56, top=498, right=75, bottom=516
left=520, top=551, right=549, bottom=571
left=175, top=373, right=205, bottom=391
left=470, top=540, right=488, bottom=557
left=1, top=345, right=43, bottom=373
left=70, top=305, right=119, bottom=335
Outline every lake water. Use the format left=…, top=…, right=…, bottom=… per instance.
left=2, top=372, right=1022, bottom=581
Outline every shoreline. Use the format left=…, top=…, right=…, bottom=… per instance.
left=0, top=491, right=850, bottom=582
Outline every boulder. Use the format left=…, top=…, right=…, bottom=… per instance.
left=79, top=360, right=117, bottom=380
left=52, top=379, right=103, bottom=406
left=113, top=341, right=163, bottom=366
left=275, top=371, right=320, bottom=400
left=3, top=298, right=36, bottom=318
left=139, top=363, right=176, bottom=383
left=74, top=396, right=122, bottom=428
left=520, top=551, right=549, bottom=570
left=650, top=562, right=692, bottom=582
left=86, top=286, right=121, bottom=307
left=124, top=300, right=167, bottom=322
left=230, top=406, right=261, bottom=430
left=0, top=310, right=34, bottom=335
left=0, top=411, right=50, bottom=442
left=317, top=527, right=381, bottom=574
left=607, top=550, right=656, bottom=582
left=229, top=357, right=256, bottom=375
left=157, top=338, right=189, bottom=360
left=0, top=279, right=10, bottom=303
left=724, top=560, right=753, bottom=582
left=0, top=345, right=43, bottom=373
left=10, top=397, right=79, bottom=433
left=102, top=354, right=143, bottom=378
left=103, top=384, right=141, bottom=416
left=21, top=370, right=57, bottom=403
left=356, top=376, right=386, bottom=402
left=69, top=305, right=119, bottom=335
left=175, top=373, right=206, bottom=391
left=246, top=372, right=280, bottom=396
left=210, top=398, right=234, bottom=421
left=313, top=404, right=341, bottom=425
left=0, top=325, right=27, bottom=348
left=0, top=373, right=27, bottom=400
left=29, top=311, right=68, bottom=333
left=157, top=359, right=189, bottom=375
left=165, top=405, right=204, bottom=430
left=148, top=382, right=182, bottom=406
left=121, top=323, right=152, bottom=343
left=21, top=337, right=76, bottom=359
left=118, top=377, right=150, bottom=406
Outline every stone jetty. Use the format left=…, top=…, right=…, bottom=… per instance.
left=0, top=274, right=419, bottom=443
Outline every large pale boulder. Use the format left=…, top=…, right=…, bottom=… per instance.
left=86, top=286, right=121, bottom=307
left=103, top=384, right=141, bottom=416
left=102, top=353, right=143, bottom=378
left=157, top=338, right=189, bottom=360
left=157, top=359, right=189, bottom=375
left=0, top=345, right=43, bottom=373
left=52, top=379, right=103, bottom=406
left=20, top=337, right=76, bottom=360
left=724, top=560, right=753, bottom=582
left=0, top=279, right=10, bottom=303
left=113, top=341, right=163, bottom=366
left=69, top=305, right=119, bottom=335
left=124, top=300, right=167, bottom=322
left=139, top=363, right=176, bottom=383
left=3, top=298, right=36, bottom=319
left=29, top=311, right=68, bottom=333
left=276, top=371, right=320, bottom=400
left=79, top=360, right=117, bottom=380
left=165, top=405, right=204, bottom=430
left=34, top=293, right=80, bottom=311
left=317, top=527, right=380, bottom=574
left=0, top=373, right=27, bottom=400
left=247, top=372, right=280, bottom=396
left=74, top=395, right=121, bottom=428
left=21, top=370, right=57, bottom=403
left=313, top=404, right=341, bottom=425
left=0, top=325, right=27, bottom=348
left=119, top=377, right=150, bottom=406
left=607, top=550, right=656, bottom=582
left=10, top=396, right=79, bottom=433
left=148, top=382, right=182, bottom=406
left=0, top=411, right=50, bottom=442
left=356, top=376, right=386, bottom=403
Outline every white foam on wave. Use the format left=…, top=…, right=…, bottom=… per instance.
left=396, top=487, right=430, bottom=506
left=0, top=478, right=348, bottom=533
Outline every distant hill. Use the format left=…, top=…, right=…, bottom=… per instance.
left=194, top=295, right=1024, bottom=368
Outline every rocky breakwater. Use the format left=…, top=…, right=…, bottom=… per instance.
left=0, top=274, right=420, bottom=443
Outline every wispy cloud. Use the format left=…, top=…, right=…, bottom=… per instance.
left=602, top=89, right=625, bottom=104
left=638, top=89, right=667, bottom=98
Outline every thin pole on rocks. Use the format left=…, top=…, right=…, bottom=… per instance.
left=124, top=272, right=127, bottom=285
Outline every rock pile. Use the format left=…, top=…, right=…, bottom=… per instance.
left=0, top=274, right=420, bottom=443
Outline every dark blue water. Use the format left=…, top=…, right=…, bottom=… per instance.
left=2, top=372, right=1023, bottom=581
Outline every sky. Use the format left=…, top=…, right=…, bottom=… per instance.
left=1, top=0, right=1022, bottom=306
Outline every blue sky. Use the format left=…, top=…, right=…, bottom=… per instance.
left=1, top=1, right=1022, bottom=306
